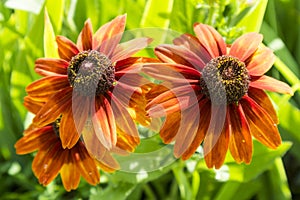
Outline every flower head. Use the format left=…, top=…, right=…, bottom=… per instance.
left=142, top=23, right=293, bottom=169
left=26, top=14, right=152, bottom=158
left=16, top=97, right=119, bottom=191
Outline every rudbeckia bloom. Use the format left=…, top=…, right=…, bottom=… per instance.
left=15, top=97, right=120, bottom=191
left=142, top=23, right=293, bottom=169
left=26, top=14, right=152, bottom=158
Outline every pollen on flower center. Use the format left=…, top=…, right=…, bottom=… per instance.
left=200, top=55, right=250, bottom=105
left=67, top=50, right=115, bottom=96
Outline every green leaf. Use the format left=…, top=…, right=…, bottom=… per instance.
left=90, top=182, right=136, bottom=200
left=140, top=0, right=174, bottom=28
left=173, top=162, right=193, bottom=200
left=43, top=8, right=59, bottom=58
left=264, top=158, right=292, bottom=200
left=261, top=21, right=300, bottom=77
left=270, top=93, right=300, bottom=147
left=45, top=0, right=65, bottom=33
left=236, top=0, right=268, bottom=32
left=226, top=141, right=291, bottom=182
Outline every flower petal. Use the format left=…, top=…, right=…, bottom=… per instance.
left=60, top=154, right=81, bottom=191
left=81, top=120, right=106, bottom=161
left=24, top=96, right=44, bottom=114
left=110, top=92, right=140, bottom=145
left=98, top=151, right=120, bottom=170
left=241, top=95, right=281, bottom=149
left=33, top=88, right=72, bottom=127
left=155, top=44, right=206, bottom=71
left=182, top=99, right=210, bottom=159
left=248, top=87, right=278, bottom=124
left=32, top=142, right=65, bottom=186
left=15, top=126, right=56, bottom=154
left=173, top=104, right=200, bottom=158
left=159, top=111, right=181, bottom=143
left=229, top=33, right=263, bottom=62
left=77, top=19, right=93, bottom=51
left=146, top=85, right=200, bottom=117
left=155, top=45, right=195, bottom=66
left=56, top=36, right=79, bottom=61
left=74, top=142, right=100, bottom=185
left=26, top=76, right=69, bottom=102
left=141, top=63, right=200, bottom=83
left=173, top=33, right=211, bottom=64
left=228, top=104, right=252, bottom=164
left=246, top=46, right=275, bottom=76
left=35, top=58, right=68, bottom=76
left=60, top=107, right=81, bottom=149
left=203, top=104, right=228, bottom=169
left=93, top=15, right=126, bottom=57
left=193, top=23, right=227, bottom=58
left=250, top=75, right=293, bottom=95
left=111, top=37, right=152, bottom=63
left=92, top=95, right=117, bottom=150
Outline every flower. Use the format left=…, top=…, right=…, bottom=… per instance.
left=142, top=23, right=293, bottom=169
left=26, top=14, right=152, bottom=158
left=16, top=96, right=123, bottom=191
left=15, top=122, right=117, bottom=191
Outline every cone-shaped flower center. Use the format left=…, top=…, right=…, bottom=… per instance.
left=68, top=50, right=115, bottom=96
left=200, top=55, right=250, bottom=105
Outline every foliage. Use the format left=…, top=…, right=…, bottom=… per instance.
left=0, top=0, right=299, bottom=199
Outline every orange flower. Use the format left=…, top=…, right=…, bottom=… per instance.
left=16, top=96, right=123, bottom=191
left=26, top=14, right=152, bottom=157
left=142, top=23, right=293, bottom=169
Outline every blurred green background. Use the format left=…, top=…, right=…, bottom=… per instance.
left=0, top=0, right=300, bottom=199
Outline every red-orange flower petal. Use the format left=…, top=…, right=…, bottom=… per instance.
left=93, top=14, right=126, bottom=57
left=173, top=104, right=200, bottom=158
left=60, top=155, right=81, bottom=191
left=26, top=76, right=69, bottom=101
left=33, top=88, right=72, bottom=127
left=15, top=126, right=56, bottom=154
left=193, top=23, right=227, bottom=58
left=35, top=58, right=68, bottom=76
left=77, top=19, right=93, bottom=51
left=250, top=75, right=293, bottom=95
left=74, top=143, right=100, bottom=185
left=228, top=104, right=252, bottom=164
left=229, top=33, right=263, bottom=62
left=56, top=36, right=79, bottom=60
left=92, top=95, right=117, bottom=150
left=173, top=33, right=211, bottom=64
left=155, top=44, right=206, bottom=70
left=111, top=37, right=152, bottom=63
left=204, top=114, right=230, bottom=169
left=159, top=111, right=181, bottom=144
left=248, top=87, right=278, bottom=124
left=32, top=142, right=66, bottom=186
left=241, top=95, right=281, bottom=149
left=246, top=45, right=275, bottom=76
left=182, top=99, right=210, bottom=160
left=60, top=107, right=81, bottom=149
left=110, top=93, right=140, bottom=145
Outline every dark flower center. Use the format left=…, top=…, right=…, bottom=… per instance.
left=199, top=55, right=250, bottom=105
left=67, top=50, right=115, bottom=96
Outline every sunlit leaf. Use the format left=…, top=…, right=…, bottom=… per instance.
left=236, top=0, right=268, bottom=32
left=43, top=8, right=59, bottom=58
left=226, top=141, right=291, bottom=182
